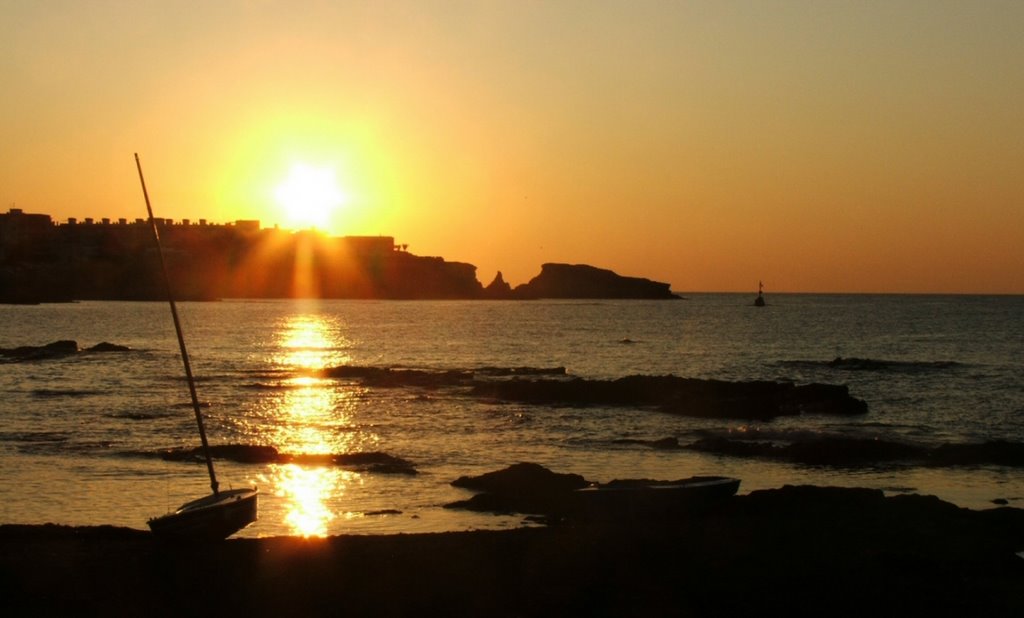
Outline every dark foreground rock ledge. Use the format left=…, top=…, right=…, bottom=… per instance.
left=2, top=485, right=1022, bottom=616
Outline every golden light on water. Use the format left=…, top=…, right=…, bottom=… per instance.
left=261, top=312, right=371, bottom=536
left=276, top=312, right=350, bottom=371
left=274, top=464, right=340, bottom=537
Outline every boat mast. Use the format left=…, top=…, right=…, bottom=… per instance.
left=134, top=153, right=219, bottom=497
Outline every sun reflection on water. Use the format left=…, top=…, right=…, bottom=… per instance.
left=261, top=311, right=368, bottom=536
left=274, top=313, right=351, bottom=372
left=273, top=464, right=341, bottom=537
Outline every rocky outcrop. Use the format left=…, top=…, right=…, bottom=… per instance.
left=447, top=463, right=588, bottom=516
left=452, top=462, right=589, bottom=495
left=511, top=263, right=679, bottom=299
left=445, top=463, right=739, bottom=521
left=0, top=340, right=132, bottom=362
left=316, top=365, right=866, bottom=421
left=482, top=271, right=513, bottom=299
left=470, top=375, right=868, bottom=421
left=0, top=340, right=79, bottom=360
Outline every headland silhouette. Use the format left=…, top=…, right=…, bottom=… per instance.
left=0, top=208, right=678, bottom=303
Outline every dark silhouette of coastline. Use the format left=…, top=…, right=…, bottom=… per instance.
left=0, top=208, right=677, bottom=302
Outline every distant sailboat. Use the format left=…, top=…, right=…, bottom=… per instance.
left=135, top=154, right=258, bottom=540
left=754, top=281, right=766, bottom=307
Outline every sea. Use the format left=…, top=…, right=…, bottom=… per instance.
left=1, top=295, right=1022, bottom=537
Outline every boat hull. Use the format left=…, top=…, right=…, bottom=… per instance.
left=148, top=487, right=258, bottom=540
left=571, top=476, right=739, bottom=522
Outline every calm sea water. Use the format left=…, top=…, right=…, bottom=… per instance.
left=1, top=295, right=1022, bottom=537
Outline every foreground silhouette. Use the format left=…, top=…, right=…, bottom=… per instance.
left=2, top=485, right=1022, bottom=616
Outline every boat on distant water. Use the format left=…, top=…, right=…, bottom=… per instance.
left=754, top=281, right=766, bottom=307
left=572, top=476, right=740, bottom=521
left=135, top=154, right=257, bottom=540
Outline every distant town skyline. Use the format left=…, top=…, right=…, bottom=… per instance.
left=0, top=206, right=679, bottom=302
left=2, top=1, right=1022, bottom=293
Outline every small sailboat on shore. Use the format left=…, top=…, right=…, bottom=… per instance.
left=135, top=154, right=257, bottom=540
left=754, top=281, right=766, bottom=307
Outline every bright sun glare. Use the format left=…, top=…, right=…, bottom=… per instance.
left=274, top=163, right=346, bottom=229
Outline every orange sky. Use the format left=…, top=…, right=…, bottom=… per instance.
left=2, top=1, right=1022, bottom=293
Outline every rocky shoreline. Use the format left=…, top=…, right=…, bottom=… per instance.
left=2, top=485, right=1022, bottom=616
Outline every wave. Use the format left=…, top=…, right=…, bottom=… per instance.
left=241, top=382, right=312, bottom=391
left=611, top=437, right=681, bottom=449
left=778, top=357, right=965, bottom=373
left=474, top=366, right=568, bottom=377
left=105, top=410, right=177, bottom=420
left=0, top=431, right=71, bottom=444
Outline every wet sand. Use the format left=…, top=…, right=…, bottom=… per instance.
left=2, top=486, right=1022, bottom=617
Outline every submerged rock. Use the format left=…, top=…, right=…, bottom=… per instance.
left=321, top=365, right=473, bottom=388
left=85, top=342, right=131, bottom=353
left=686, top=436, right=1024, bottom=469
left=157, top=444, right=418, bottom=474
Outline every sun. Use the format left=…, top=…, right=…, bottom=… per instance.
left=274, top=163, right=346, bottom=229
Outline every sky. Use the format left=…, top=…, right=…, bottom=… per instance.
left=2, top=0, right=1022, bottom=293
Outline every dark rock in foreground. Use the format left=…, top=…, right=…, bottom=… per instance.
left=448, top=463, right=589, bottom=516
left=446, top=463, right=739, bottom=522
left=2, top=486, right=1022, bottom=616
left=451, top=462, right=589, bottom=495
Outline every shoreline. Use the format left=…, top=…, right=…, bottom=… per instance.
left=3, top=486, right=1022, bottom=616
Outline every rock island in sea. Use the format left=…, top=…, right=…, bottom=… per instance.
left=0, top=208, right=677, bottom=302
